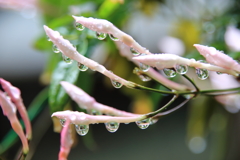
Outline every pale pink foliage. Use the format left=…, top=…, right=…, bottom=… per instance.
left=0, top=78, right=32, bottom=140
left=58, top=120, right=73, bottom=160
left=225, top=26, right=240, bottom=52
left=194, top=44, right=240, bottom=73
left=0, top=80, right=29, bottom=154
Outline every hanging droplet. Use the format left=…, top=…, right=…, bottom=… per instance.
left=216, top=71, right=223, bottom=75
left=109, top=34, right=119, bottom=41
left=77, top=62, right=88, bottom=71
left=96, top=32, right=107, bottom=40
left=196, top=68, right=209, bottom=80
left=105, top=122, right=119, bottom=133
left=62, top=54, right=73, bottom=64
left=138, top=75, right=152, bottom=82
left=59, top=119, right=66, bottom=127
left=52, top=44, right=60, bottom=53
left=75, top=124, right=89, bottom=136
left=163, top=68, right=177, bottom=78
left=150, top=118, right=158, bottom=125
left=89, top=109, right=102, bottom=115
left=136, top=118, right=150, bottom=129
left=47, top=36, right=51, bottom=41
left=130, top=48, right=140, bottom=56
left=175, top=64, right=188, bottom=75
left=111, top=79, right=123, bottom=89
left=139, top=63, right=150, bottom=72
left=75, top=22, right=85, bottom=31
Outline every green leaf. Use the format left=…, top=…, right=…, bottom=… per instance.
left=98, top=0, right=120, bottom=19
left=49, top=61, right=80, bottom=113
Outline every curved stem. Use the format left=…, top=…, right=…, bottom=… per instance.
left=182, top=74, right=199, bottom=92
left=145, top=95, right=179, bottom=118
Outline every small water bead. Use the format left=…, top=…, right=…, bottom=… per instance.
left=96, top=32, right=107, bottom=40
left=175, top=64, right=188, bottom=75
left=52, top=44, right=60, bottom=53
left=75, top=22, right=85, bottom=31
left=59, top=119, right=66, bottom=127
left=75, top=124, right=89, bottom=136
left=77, top=62, right=88, bottom=71
left=111, top=79, right=123, bottom=89
left=109, top=34, right=119, bottom=41
left=216, top=71, right=223, bottom=75
left=105, top=122, right=119, bottom=133
left=138, top=74, right=152, bottom=82
left=62, top=54, right=73, bottom=64
left=47, top=36, right=51, bottom=41
left=136, top=118, right=150, bottom=129
left=130, top=48, right=140, bottom=56
left=163, top=68, right=177, bottom=78
left=139, top=63, right=150, bottom=72
left=196, top=68, right=209, bottom=80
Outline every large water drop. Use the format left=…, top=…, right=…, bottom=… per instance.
left=75, top=22, right=85, bottom=31
left=139, top=63, right=150, bottom=72
left=111, top=79, right=123, bottom=89
left=163, top=68, right=177, bottom=78
left=60, top=119, right=66, bottom=127
left=130, top=48, right=140, bottom=56
left=196, top=68, right=209, bottom=80
left=75, top=124, right=89, bottom=136
left=96, top=32, right=107, bottom=40
left=109, top=34, right=119, bottom=41
left=175, top=64, right=188, bottom=75
left=105, top=122, right=119, bottom=133
left=136, top=118, right=150, bottom=129
left=62, top=54, right=73, bottom=64
left=77, top=62, right=88, bottom=71
left=52, top=44, right=60, bottom=53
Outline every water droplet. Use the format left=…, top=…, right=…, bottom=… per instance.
left=77, top=62, right=88, bottom=71
left=139, top=63, right=150, bottom=72
left=136, top=118, right=150, bottom=129
left=111, top=79, right=123, bottom=89
left=75, top=124, right=89, bottom=136
left=163, top=68, right=177, bottom=78
left=130, top=48, right=140, bottom=56
left=138, top=75, right=152, bottom=82
left=60, top=119, right=66, bottom=127
left=52, top=44, right=60, bottom=53
left=150, top=118, right=158, bottom=125
left=47, top=36, right=51, bottom=41
left=96, top=32, right=107, bottom=40
left=105, top=122, right=119, bottom=133
left=62, top=54, right=73, bottom=64
left=75, top=22, right=85, bottom=31
left=216, top=71, right=223, bottom=75
left=196, top=68, right=209, bottom=80
left=89, top=109, right=102, bottom=115
left=109, top=34, right=119, bottom=41
left=175, top=65, right=188, bottom=75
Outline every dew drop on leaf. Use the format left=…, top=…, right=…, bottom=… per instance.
left=130, top=48, right=140, bottom=56
left=196, top=68, right=209, bottom=80
left=77, top=62, right=88, bottom=71
left=59, top=119, right=66, bottom=127
left=96, top=32, right=107, bottom=40
left=136, top=118, right=150, bottom=129
left=62, top=54, right=73, bottom=64
left=52, top=44, right=60, bottom=53
left=75, top=22, right=85, bottom=31
left=75, top=124, right=89, bottom=136
left=105, top=122, right=119, bottom=133
left=109, top=34, right=119, bottom=41
left=139, top=63, right=150, bottom=72
left=111, top=79, right=123, bottom=89
left=175, top=64, right=188, bottom=75
left=163, top=68, right=177, bottom=78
